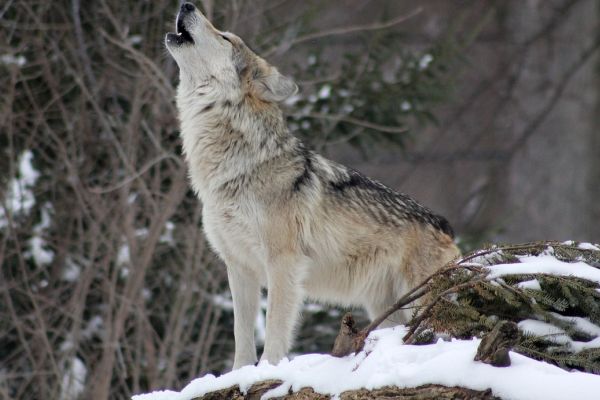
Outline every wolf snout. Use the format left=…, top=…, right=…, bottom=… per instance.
left=180, top=2, right=195, bottom=14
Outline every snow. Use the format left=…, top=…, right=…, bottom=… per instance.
left=128, top=35, right=143, bottom=45
left=159, top=221, right=175, bottom=245
left=0, top=150, right=40, bottom=228
left=28, top=236, right=55, bottom=265
left=550, top=313, right=600, bottom=337
left=133, top=250, right=600, bottom=400
left=571, top=337, right=600, bottom=352
left=516, top=279, right=541, bottom=290
left=16, top=150, right=39, bottom=185
left=317, top=85, right=331, bottom=99
left=82, top=316, right=104, bottom=339
left=518, top=319, right=600, bottom=352
left=27, top=204, right=55, bottom=266
left=518, top=319, right=570, bottom=343
left=1, top=153, right=55, bottom=266
left=62, top=258, right=81, bottom=282
left=486, top=255, right=600, bottom=285
left=60, top=357, right=87, bottom=400
left=469, top=248, right=504, bottom=265
left=418, top=53, right=433, bottom=70
left=132, top=326, right=600, bottom=400
left=579, top=243, right=600, bottom=251
left=117, top=243, right=131, bottom=278
left=1, top=53, right=27, bottom=67
left=136, top=228, right=149, bottom=237
left=212, top=293, right=233, bottom=310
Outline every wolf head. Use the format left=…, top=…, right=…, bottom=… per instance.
left=165, top=3, right=297, bottom=103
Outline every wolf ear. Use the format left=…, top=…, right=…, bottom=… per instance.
left=252, top=66, right=298, bottom=103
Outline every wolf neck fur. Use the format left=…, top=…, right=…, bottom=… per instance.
left=177, top=87, right=298, bottom=200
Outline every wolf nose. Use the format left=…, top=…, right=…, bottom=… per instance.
left=181, top=2, right=195, bottom=13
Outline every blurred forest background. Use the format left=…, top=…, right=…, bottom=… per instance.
left=1, top=0, right=599, bottom=399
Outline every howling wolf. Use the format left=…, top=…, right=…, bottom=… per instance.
left=165, top=2, right=460, bottom=369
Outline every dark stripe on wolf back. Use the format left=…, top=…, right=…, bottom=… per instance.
left=330, top=168, right=455, bottom=238
left=329, top=169, right=382, bottom=193
left=430, top=215, right=455, bottom=238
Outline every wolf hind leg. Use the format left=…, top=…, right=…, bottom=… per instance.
left=365, top=299, right=411, bottom=328
left=365, top=277, right=413, bottom=328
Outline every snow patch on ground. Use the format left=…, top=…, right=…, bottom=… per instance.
left=133, top=326, right=600, bottom=400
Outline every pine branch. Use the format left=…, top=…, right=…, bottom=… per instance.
left=332, top=241, right=600, bottom=373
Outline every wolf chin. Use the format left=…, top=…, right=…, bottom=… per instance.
left=166, top=2, right=460, bottom=369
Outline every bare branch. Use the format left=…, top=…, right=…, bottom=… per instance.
left=264, top=8, right=422, bottom=57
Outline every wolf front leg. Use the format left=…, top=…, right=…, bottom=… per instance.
left=227, top=266, right=261, bottom=369
left=260, top=255, right=304, bottom=365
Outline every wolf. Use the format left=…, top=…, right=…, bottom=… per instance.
left=165, top=2, right=460, bottom=369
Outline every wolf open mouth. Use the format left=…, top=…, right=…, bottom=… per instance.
left=176, top=14, right=194, bottom=44
left=166, top=13, right=194, bottom=46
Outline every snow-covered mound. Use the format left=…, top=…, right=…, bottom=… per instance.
left=133, top=325, right=600, bottom=400
left=134, top=244, right=600, bottom=399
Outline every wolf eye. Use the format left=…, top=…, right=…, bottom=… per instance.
left=221, top=34, right=232, bottom=44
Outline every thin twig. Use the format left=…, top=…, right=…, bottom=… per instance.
left=301, top=112, right=409, bottom=135
left=88, top=154, right=180, bottom=194
left=402, top=279, right=486, bottom=343
left=264, top=8, right=422, bottom=57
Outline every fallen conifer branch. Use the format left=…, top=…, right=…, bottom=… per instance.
left=331, top=241, right=600, bottom=374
